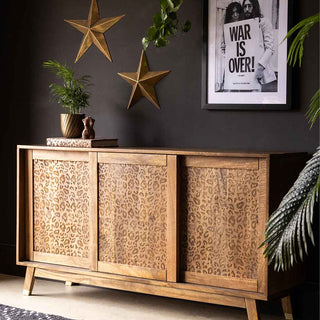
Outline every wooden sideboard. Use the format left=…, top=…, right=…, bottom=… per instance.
left=16, top=146, right=308, bottom=320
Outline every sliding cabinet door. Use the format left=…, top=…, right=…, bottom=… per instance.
left=97, top=153, right=174, bottom=281
left=179, top=156, right=268, bottom=294
left=29, top=150, right=90, bottom=268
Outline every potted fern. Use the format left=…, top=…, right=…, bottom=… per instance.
left=43, top=60, right=91, bottom=138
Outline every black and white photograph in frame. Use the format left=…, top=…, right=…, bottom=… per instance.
left=202, top=0, right=291, bottom=110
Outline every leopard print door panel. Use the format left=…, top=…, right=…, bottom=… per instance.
left=180, top=164, right=260, bottom=282
left=33, top=160, right=90, bottom=260
left=98, top=163, right=168, bottom=272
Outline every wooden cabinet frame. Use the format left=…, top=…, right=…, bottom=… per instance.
left=16, top=146, right=307, bottom=320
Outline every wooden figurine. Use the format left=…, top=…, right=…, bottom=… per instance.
left=82, top=116, right=95, bottom=139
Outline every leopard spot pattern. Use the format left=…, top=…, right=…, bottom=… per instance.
left=99, top=163, right=167, bottom=271
left=180, top=167, right=259, bottom=280
left=33, top=160, right=89, bottom=258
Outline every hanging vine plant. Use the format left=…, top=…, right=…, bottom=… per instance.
left=142, top=0, right=191, bottom=49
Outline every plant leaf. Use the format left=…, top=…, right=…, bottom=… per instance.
left=183, top=20, right=191, bottom=32
left=306, top=89, right=320, bottom=128
left=160, top=0, right=168, bottom=11
left=153, top=12, right=163, bottom=28
left=147, top=26, right=159, bottom=40
left=168, top=0, right=183, bottom=12
left=284, top=13, right=320, bottom=67
left=142, top=0, right=189, bottom=49
left=156, top=37, right=168, bottom=47
left=43, top=59, right=91, bottom=114
left=142, top=37, right=150, bottom=50
left=260, top=148, right=320, bottom=271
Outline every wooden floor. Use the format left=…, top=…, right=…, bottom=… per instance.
left=0, top=274, right=284, bottom=320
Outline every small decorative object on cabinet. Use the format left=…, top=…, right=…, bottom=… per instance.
left=82, top=116, right=95, bottom=139
left=17, top=145, right=307, bottom=320
left=43, top=60, right=91, bottom=138
left=65, top=0, right=125, bottom=63
left=118, top=50, right=170, bottom=109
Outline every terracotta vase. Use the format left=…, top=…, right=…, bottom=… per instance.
left=60, top=113, right=85, bottom=138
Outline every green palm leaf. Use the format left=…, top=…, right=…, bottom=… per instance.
left=283, top=13, right=319, bottom=67
left=261, top=13, right=320, bottom=272
left=306, top=89, right=320, bottom=128
left=260, top=148, right=320, bottom=271
left=283, top=13, right=320, bottom=127
left=43, top=60, right=91, bottom=114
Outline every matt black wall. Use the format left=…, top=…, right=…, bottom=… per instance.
left=1, top=0, right=319, bottom=319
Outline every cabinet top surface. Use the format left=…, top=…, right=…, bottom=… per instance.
left=17, top=145, right=307, bottom=158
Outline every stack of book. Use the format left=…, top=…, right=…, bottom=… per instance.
left=46, top=137, right=119, bottom=148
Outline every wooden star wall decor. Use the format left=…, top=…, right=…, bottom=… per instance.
left=65, top=0, right=125, bottom=63
left=118, top=50, right=170, bottom=110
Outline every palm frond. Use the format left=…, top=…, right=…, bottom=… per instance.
left=43, top=60, right=91, bottom=114
left=306, top=89, right=320, bottom=128
left=260, top=147, right=320, bottom=271
left=43, top=60, right=75, bottom=82
left=283, top=13, right=320, bottom=67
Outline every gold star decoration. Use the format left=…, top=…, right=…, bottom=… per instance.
left=118, top=50, right=170, bottom=110
left=65, top=0, right=125, bottom=63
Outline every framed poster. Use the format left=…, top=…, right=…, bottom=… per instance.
left=202, top=0, right=292, bottom=110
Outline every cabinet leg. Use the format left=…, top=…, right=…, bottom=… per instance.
left=65, top=281, right=74, bottom=286
left=281, top=295, right=294, bottom=320
left=245, top=299, right=260, bottom=320
left=23, top=267, right=36, bottom=296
